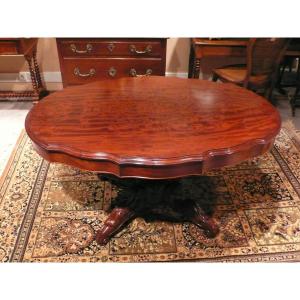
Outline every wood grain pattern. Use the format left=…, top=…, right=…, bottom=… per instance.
left=25, top=76, right=281, bottom=179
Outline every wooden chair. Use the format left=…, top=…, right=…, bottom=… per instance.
left=212, top=38, right=290, bottom=101
left=276, top=38, right=300, bottom=95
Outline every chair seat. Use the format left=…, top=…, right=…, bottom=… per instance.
left=213, top=66, right=270, bottom=88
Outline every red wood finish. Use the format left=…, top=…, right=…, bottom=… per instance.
left=0, top=38, right=37, bottom=56
left=95, top=207, right=135, bottom=245
left=62, top=58, right=163, bottom=85
left=56, top=38, right=167, bottom=87
left=58, top=39, right=164, bottom=58
left=25, top=76, right=281, bottom=179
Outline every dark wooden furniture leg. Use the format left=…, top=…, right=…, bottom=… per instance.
left=192, top=58, right=201, bottom=79
left=25, top=51, right=48, bottom=102
left=32, top=50, right=49, bottom=99
left=25, top=54, right=39, bottom=101
left=32, top=51, right=43, bottom=89
left=290, top=85, right=299, bottom=117
left=188, top=45, right=195, bottom=78
left=95, top=175, right=220, bottom=245
left=289, top=64, right=300, bottom=116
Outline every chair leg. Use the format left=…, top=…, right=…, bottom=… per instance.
left=264, top=87, right=272, bottom=101
left=188, top=46, right=195, bottom=78
left=290, top=97, right=296, bottom=117
left=276, top=62, right=288, bottom=95
left=264, top=82, right=276, bottom=104
left=290, top=86, right=300, bottom=117
left=290, top=62, right=300, bottom=116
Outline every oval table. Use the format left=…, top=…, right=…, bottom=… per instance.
left=25, top=77, right=281, bottom=245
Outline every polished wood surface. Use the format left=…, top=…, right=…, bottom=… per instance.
left=25, top=76, right=280, bottom=179
left=62, top=58, right=163, bottom=85
left=56, top=38, right=167, bottom=87
left=0, top=38, right=48, bottom=101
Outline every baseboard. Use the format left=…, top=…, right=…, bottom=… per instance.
left=0, top=71, right=187, bottom=83
left=166, top=72, right=188, bottom=78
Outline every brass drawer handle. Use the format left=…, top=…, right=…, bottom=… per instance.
left=70, top=43, right=93, bottom=54
left=74, top=67, right=96, bottom=77
left=129, top=44, right=152, bottom=54
left=129, top=68, right=152, bottom=77
left=108, top=67, right=117, bottom=77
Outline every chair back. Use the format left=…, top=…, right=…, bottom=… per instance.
left=245, top=38, right=290, bottom=87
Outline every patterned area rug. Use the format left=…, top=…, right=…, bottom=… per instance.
left=1, top=125, right=300, bottom=262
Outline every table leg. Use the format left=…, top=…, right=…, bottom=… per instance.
left=188, top=46, right=195, bottom=78
left=32, top=51, right=43, bottom=89
left=25, top=54, right=39, bottom=100
left=95, top=174, right=220, bottom=245
left=192, top=58, right=201, bottom=79
left=25, top=51, right=48, bottom=102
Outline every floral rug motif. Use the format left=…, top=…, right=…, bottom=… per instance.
left=1, top=125, right=300, bottom=262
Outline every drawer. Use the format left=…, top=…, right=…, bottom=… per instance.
left=58, top=39, right=164, bottom=58
left=61, top=58, right=165, bottom=86
left=0, top=41, right=19, bottom=55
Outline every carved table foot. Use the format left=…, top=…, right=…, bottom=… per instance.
left=95, top=207, right=135, bottom=245
left=95, top=174, right=220, bottom=245
left=190, top=206, right=219, bottom=238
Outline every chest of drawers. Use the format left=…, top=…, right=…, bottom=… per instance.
left=56, top=38, right=167, bottom=87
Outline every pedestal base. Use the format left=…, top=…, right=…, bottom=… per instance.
left=95, top=174, right=220, bottom=245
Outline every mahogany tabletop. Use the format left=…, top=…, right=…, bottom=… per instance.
left=25, top=76, right=281, bottom=179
